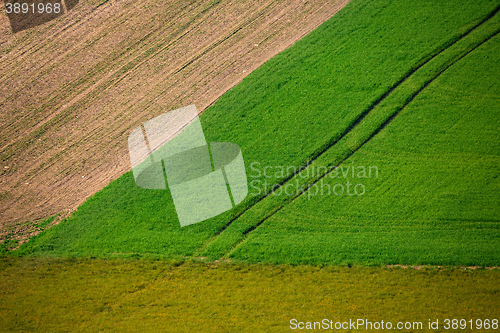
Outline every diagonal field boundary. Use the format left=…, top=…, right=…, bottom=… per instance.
left=194, top=4, right=500, bottom=259
left=0, top=0, right=350, bottom=231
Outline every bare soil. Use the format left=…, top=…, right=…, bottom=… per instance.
left=0, top=0, right=349, bottom=243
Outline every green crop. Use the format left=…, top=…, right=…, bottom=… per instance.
left=14, top=0, right=500, bottom=267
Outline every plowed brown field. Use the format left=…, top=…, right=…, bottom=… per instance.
left=0, top=0, right=348, bottom=241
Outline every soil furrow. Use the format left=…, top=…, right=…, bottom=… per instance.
left=0, top=0, right=349, bottom=242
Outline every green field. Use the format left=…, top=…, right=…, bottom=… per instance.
left=12, top=0, right=500, bottom=267
left=223, top=13, right=500, bottom=266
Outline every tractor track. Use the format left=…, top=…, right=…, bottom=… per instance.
left=196, top=4, right=500, bottom=257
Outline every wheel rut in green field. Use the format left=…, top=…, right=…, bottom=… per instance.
left=197, top=4, right=500, bottom=259
left=232, top=28, right=500, bottom=248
